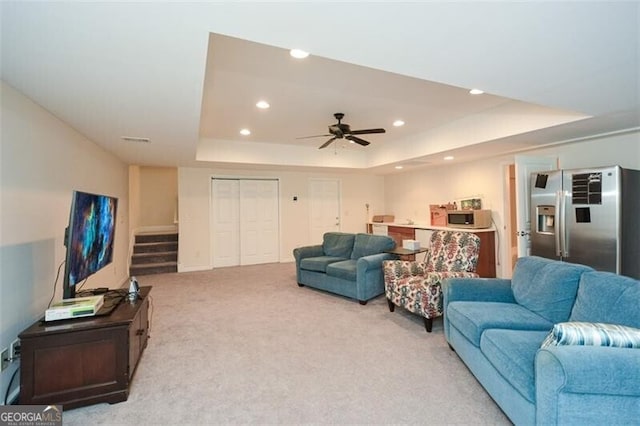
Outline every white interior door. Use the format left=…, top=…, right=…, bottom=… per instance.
left=514, top=155, right=557, bottom=258
left=211, top=179, right=240, bottom=267
left=309, top=178, right=341, bottom=244
left=240, top=180, right=279, bottom=265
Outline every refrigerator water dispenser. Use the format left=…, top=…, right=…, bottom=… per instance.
left=536, top=205, right=556, bottom=235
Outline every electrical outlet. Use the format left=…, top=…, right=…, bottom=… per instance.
left=10, top=338, right=20, bottom=360
left=1, top=348, right=8, bottom=371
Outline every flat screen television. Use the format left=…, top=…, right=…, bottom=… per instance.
left=63, top=190, right=118, bottom=299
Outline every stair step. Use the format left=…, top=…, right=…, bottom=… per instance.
left=131, top=232, right=179, bottom=276
left=129, top=261, right=177, bottom=276
left=135, top=233, right=178, bottom=244
left=131, top=251, right=177, bottom=265
left=134, top=241, right=178, bottom=253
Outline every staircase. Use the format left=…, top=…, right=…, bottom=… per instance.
left=129, top=232, right=178, bottom=276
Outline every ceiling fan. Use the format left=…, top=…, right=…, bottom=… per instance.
left=297, top=112, right=386, bottom=149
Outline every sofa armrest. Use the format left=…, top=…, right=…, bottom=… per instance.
left=355, top=253, right=398, bottom=302
left=358, top=253, right=398, bottom=273
left=293, top=245, right=324, bottom=263
left=536, top=346, right=640, bottom=424
left=293, top=245, right=324, bottom=283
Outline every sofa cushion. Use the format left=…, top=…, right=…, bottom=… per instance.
left=569, top=271, right=640, bottom=328
left=541, top=322, right=640, bottom=349
left=300, top=256, right=348, bottom=273
left=481, top=329, right=549, bottom=403
left=511, top=256, right=592, bottom=324
left=322, top=232, right=355, bottom=258
left=326, top=259, right=358, bottom=281
left=447, top=301, right=553, bottom=347
left=350, top=233, right=395, bottom=260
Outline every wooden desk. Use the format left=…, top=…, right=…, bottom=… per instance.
left=19, top=287, right=151, bottom=409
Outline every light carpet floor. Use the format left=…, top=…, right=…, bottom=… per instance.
left=64, top=262, right=511, bottom=425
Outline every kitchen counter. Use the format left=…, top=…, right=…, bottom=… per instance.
left=368, top=222, right=497, bottom=277
left=368, top=222, right=496, bottom=232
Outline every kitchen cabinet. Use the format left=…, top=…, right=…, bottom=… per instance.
left=367, top=223, right=496, bottom=277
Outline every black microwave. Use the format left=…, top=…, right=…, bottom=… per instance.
left=446, top=210, right=492, bottom=229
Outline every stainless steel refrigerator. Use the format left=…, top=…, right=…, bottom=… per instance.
left=530, top=165, right=640, bottom=279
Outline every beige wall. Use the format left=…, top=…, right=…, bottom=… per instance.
left=0, top=82, right=129, bottom=395
left=178, top=167, right=385, bottom=271
left=129, top=165, right=141, bottom=233
left=177, top=132, right=639, bottom=274
left=384, top=130, right=640, bottom=278
left=137, top=166, right=177, bottom=230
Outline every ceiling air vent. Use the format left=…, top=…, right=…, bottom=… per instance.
left=121, top=136, right=151, bottom=143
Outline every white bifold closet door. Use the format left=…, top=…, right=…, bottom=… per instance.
left=211, top=179, right=279, bottom=267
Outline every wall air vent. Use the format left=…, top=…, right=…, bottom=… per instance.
left=121, top=136, right=151, bottom=143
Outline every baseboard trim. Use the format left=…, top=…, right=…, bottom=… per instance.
left=178, top=264, right=210, bottom=273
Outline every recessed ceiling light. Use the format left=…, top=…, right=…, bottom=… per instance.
left=393, top=120, right=405, bottom=127
left=256, top=100, right=270, bottom=109
left=240, top=129, right=251, bottom=136
left=290, top=49, right=309, bottom=59
left=444, top=156, right=454, bottom=161
left=469, top=88, right=484, bottom=95
left=395, top=165, right=404, bottom=169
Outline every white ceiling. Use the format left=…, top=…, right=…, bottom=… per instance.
left=2, top=2, right=638, bottom=174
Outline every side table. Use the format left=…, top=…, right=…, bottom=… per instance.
left=385, top=247, right=428, bottom=261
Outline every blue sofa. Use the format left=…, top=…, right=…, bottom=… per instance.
left=443, top=256, right=640, bottom=425
left=293, top=232, right=396, bottom=304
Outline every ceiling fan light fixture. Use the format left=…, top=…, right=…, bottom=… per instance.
left=256, top=100, right=270, bottom=109
left=469, top=88, right=484, bottom=95
left=298, top=112, right=384, bottom=149
left=393, top=120, right=405, bottom=127
left=240, top=128, right=251, bottom=136
left=290, top=48, right=309, bottom=59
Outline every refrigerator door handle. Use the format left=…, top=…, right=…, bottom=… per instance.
left=559, top=190, right=568, bottom=257
left=555, top=191, right=562, bottom=257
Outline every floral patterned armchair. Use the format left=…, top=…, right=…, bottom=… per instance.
left=383, top=230, right=481, bottom=332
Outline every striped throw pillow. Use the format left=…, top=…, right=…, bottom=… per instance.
left=541, top=322, right=640, bottom=349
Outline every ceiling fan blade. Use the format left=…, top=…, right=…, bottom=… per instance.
left=319, top=137, right=337, bottom=149
left=349, top=128, right=386, bottom=135
left=296, top=134, right=332, bottom=139
left=345, top=135, right=370, bottom=146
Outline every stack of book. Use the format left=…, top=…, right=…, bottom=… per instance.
left=45, top=295, right=104, bottom=321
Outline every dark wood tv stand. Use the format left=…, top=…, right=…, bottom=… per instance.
left=19, top=286, right=151, bottom=410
